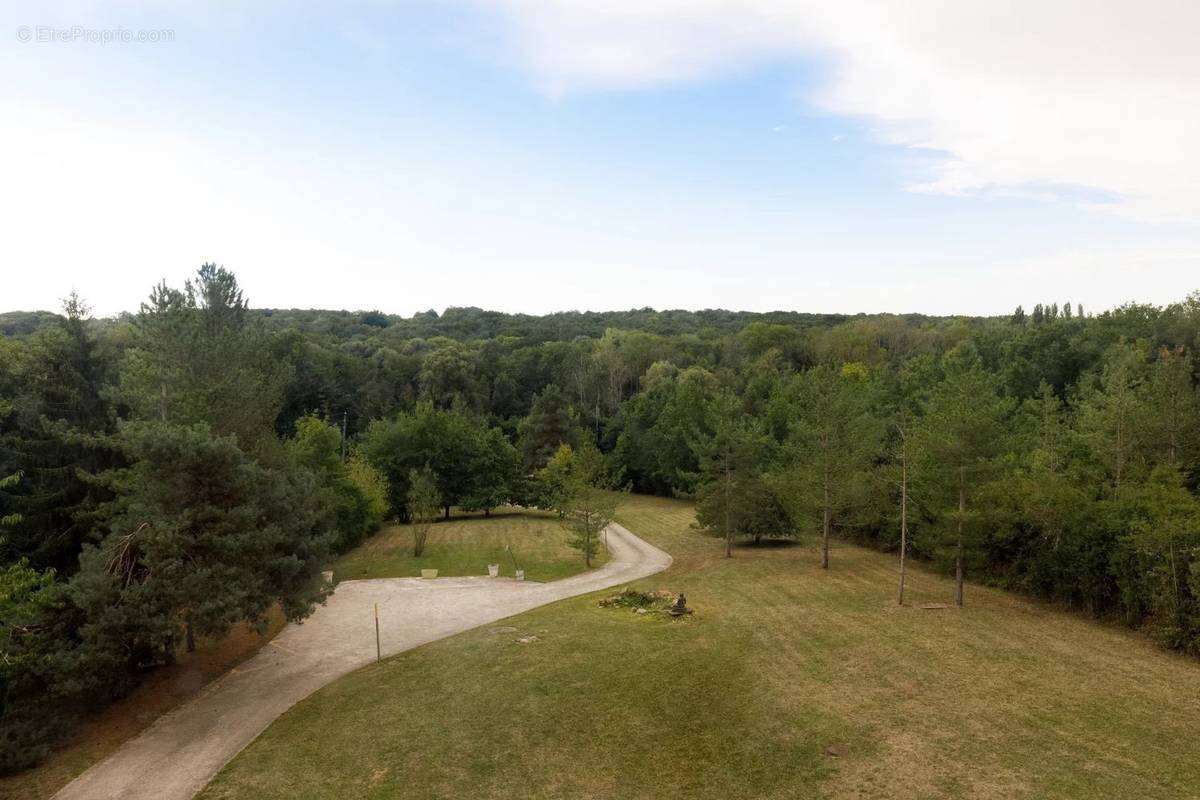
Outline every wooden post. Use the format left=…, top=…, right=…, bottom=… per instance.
left=374, top=603, right=380, bottom=662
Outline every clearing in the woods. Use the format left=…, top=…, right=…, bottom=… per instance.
left=333, top=507, right=605, bottom=583
left=199, top=494, right=1200, bottom=800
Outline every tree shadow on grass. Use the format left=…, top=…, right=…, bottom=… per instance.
left=433, top=506, right=557, bottom=525
left=738, top=538, right=803, bottom=549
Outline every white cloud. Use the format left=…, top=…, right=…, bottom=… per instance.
left=476, top=0, right=1200, bottom=224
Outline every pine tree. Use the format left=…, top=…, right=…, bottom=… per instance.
left=558, top=442, right=616, bottom=568
left=773, top=364, right=882, bottom=569
left=0, top=295, right=118, bottom=573
left=516, top=384, right=582, bottom=470
left=692, top=389, right=769, bottom=557
left=118, top=265, right=291, bottom=450
left=919, top=349, right=1013, bottom=606
left=83, top=421, right=335, bottom=655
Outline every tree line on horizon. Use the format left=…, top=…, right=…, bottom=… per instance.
left=3, top=266, right=1200, bottom=771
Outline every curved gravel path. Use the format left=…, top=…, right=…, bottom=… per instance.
left=52, top=522, right=671, bottom=800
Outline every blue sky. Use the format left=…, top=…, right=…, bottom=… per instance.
left=2, top=1, right=1197, bottom=316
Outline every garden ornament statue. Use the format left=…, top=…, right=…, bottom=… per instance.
left=669, top=593, right=693, bottom=616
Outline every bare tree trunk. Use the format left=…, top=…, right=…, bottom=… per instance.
left=443, top=504, right=450, bottom=520
left=159, top=381, right=168, bottom=422
left=1114, top=410, right=1126, bottom=494
left=185, top=616, right=196, bottom=653
left=897, top=432, right=908, bottom=606
left=821, top=463, right=830, bottom=570
left=724, top=444, right=733, bottom=558
left=1170, top=534, right=1180, bottom=605
left=955, top=465, right=965, bottom=607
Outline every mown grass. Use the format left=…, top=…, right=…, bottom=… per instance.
left=333, top=507, right=603, bottom=583
left=200, top=494, right=1200, bottom=800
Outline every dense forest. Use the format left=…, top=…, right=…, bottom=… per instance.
left=3, top=265, right=1200, bottom=771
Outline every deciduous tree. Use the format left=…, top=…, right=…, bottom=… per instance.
left=406, top=465, right=440, bottom=557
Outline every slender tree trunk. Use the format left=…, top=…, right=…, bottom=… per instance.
left=1114, top=410, right=1126, bottom=495
left=724, top=449, right=733, bottom=559
left=821, top=462, right=830, bottom=570
left=897, top=433, right=908, bottom=606
left=443, top=504, right=450, bottom=520
left=159, top=381, right=168, bottom=422
left=1169, top=534, right=1180, bottom=606
left=185, top=617, right=196, bottom=653
left=955, top=465, right=965, bottom=607
left=340, top=412, right=348, bottom=463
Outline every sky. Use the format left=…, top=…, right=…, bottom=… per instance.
left=1, top=1, right=1198, bottom=318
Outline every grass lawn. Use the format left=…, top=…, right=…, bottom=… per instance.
left=199, top=494, right=1200, bottom=800
left=333, top=507, right=603, bottom=583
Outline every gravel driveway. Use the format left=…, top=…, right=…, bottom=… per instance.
left=52, top=522, right=671, bottom=800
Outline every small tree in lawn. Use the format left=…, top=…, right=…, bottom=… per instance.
left=886, top=362, right=929, bottom=607
left=694, top=389, right=770, bottom=558
left=892, top=417, right=914, bottom=605
left=407, top=466, right=440, bottom=557
left=771, top=364, right=882, bottom=570
left=560, top=442, right=616, bottom=568
left=919, top=348, right=1013, bottom=607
